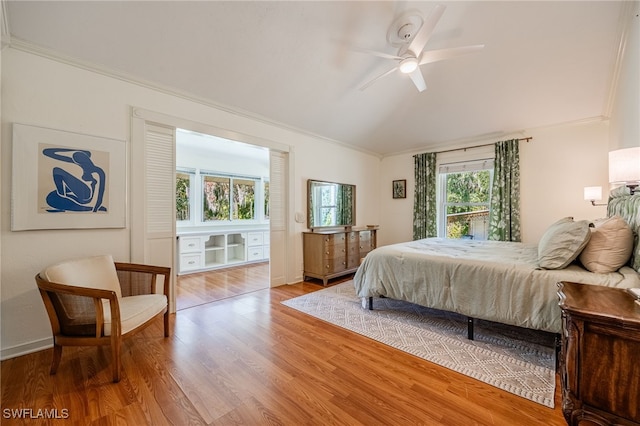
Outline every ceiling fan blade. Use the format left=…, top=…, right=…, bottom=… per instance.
left=408, top=68, right=427, bottom=92
left=350, top=45, right=403, bottom=60
left=359, top=66, right=399, bottom=91
left=408, top=4, right=446, bottom=56
left=419, top=44, right=485, bottom=65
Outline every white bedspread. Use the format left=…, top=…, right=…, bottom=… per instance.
left=353, top=238, right=640, bottom=333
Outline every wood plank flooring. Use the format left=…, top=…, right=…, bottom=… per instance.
left=1, top=278, right=566, bottom=425
left=176, top=262, right=270, bottom=310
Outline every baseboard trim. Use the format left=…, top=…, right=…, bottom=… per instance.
left=0, top=337, right=52, bottom=361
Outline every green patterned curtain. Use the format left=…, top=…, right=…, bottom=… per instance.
left=337, top=184, right=354, bottom=225
left=488, top=139, right=521, bottom=241
left=413, top=152, right=437, bottom=240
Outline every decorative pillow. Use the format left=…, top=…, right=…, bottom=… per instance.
left=579, top=216, right=634, bottom=273
left=538, top=217, right=591, bottom=269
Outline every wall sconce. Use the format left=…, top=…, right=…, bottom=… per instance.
left=584, top=186, right=606, bottom=206
left=609, top=147, right=640, bottom=195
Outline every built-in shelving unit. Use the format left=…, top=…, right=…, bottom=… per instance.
left=178, top=229, right=269, bottom=275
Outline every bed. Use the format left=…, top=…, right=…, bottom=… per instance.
left=353, top=189, right=640, bottom=335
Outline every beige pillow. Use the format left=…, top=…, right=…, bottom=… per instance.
left=579, top=216, right=633, bottom=273
left=538, top=217, right=591, bottom=269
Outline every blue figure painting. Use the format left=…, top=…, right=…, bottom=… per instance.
left=42, top=148, right=107, bottom=213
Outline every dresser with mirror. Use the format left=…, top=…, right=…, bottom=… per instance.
left=302, top=179, right=377, bottom=285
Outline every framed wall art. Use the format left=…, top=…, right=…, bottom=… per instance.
left=11, top=123, right=126, bottom=231
left=392, top=179, right=406, bottom=199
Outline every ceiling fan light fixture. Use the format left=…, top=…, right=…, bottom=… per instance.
left=399, top=57, right=418, bottom=74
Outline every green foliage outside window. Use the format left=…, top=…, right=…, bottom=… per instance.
left=232, top=179, right=255, bottom=220
left=264, top=181, right=269, bottom=219
left=203, top=176, right=230, bottom=221
left=445, top=170, right=491, bottom=239
left=176, top=173, right=191, bottom=221
left=202, top=175, right=259, bottom=221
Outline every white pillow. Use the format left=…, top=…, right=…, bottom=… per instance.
left=579, top=216, right=634, bottom=273
left=538, top=217, right=591, bottom=269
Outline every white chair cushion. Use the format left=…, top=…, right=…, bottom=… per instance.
left=41, top=255, right=122, bottom=299
left=102, top=294, right=167, bottom=336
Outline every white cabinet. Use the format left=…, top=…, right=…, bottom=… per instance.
left=247, top=246, right=263, bottom=261
left=203, top=234, right=226, bottom=268
left=179, top=236, right=203, bottom=272
left=226, top=233, right=246, bottom=264
left=178, top=229, right=269, bottom=274
left=247, top=232, right=263, bottom=247
left=247, top=231, right=269, bottom=261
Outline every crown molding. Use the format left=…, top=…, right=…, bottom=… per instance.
left=7, top=37, right=382, bottom=159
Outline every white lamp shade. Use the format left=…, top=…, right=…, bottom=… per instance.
left=609, top=147, right=640, bottom=183
left=584, top=186, right=602, bottom=201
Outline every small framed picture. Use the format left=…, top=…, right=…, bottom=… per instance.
left=392, top=179, right=406, bottom=199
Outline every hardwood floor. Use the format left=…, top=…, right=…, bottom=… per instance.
left=1, top=280, right=566, bottom=425
left=176, top=262, right=270, bottom=310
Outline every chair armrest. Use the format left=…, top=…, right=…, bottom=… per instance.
left=114, top=262, right=171, bottom=297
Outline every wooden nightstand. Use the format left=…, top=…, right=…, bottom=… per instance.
left=557, top=282, right=640, bottom=426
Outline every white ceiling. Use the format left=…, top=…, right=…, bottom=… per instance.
left=5, top=1, right=628, bottom=156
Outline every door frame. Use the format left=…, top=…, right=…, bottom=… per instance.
left=130, top=107, right=294, bottom=312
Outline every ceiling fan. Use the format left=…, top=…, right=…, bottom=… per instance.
left=355, top=4, right=484, bottom=92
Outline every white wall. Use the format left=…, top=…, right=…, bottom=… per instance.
left=609, top=1, right=639, bottom=151
left=0, top=48, right=380, bottom=359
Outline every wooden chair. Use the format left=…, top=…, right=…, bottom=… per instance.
left=35, top=255, right=170, bottom=382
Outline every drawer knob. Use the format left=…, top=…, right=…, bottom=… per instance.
left=188, top=261, right=195, bottom=265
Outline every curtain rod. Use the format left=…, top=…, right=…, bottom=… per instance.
left=433, top=137, right=532, bottom=155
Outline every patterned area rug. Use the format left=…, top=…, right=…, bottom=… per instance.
left=282, top=281, right=557, bottom=408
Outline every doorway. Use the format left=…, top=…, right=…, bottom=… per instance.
left=131, top=107, right=292, bottom=315
left=175, top=129, right=270, bottom=310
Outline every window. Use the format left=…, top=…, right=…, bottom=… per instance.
left=311, top=183, right=338, bottom=226
left=176, top=170, right=194, bottom=222
left=232, top=178, right=256, bottom=220
left=177, top=167, right=267, bottom=225
left=202, top=174, right=259, bottom=221
left=202, top=175, right=231, bottom=221
left=438, top=160, right=493, bottom=240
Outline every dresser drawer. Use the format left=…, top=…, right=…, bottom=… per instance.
left=322, top=243, right=346, bottom=259
left=324, top=257, right=347, bottom=273
left=322, top=234, right=346, bottom=246
left=180, top=253, right=202, bottom=271
left=247, top=232, right=263, bottom=247
left=359, top=231, right=372, bottom=242
left=247, top=247, right=263, bottom=261
left=359, top=240, right=374, bottom=252
left=179, top=236, right=202, bottom=253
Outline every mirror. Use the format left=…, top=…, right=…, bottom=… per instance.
left=307, top=179, right=356, bottom=229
